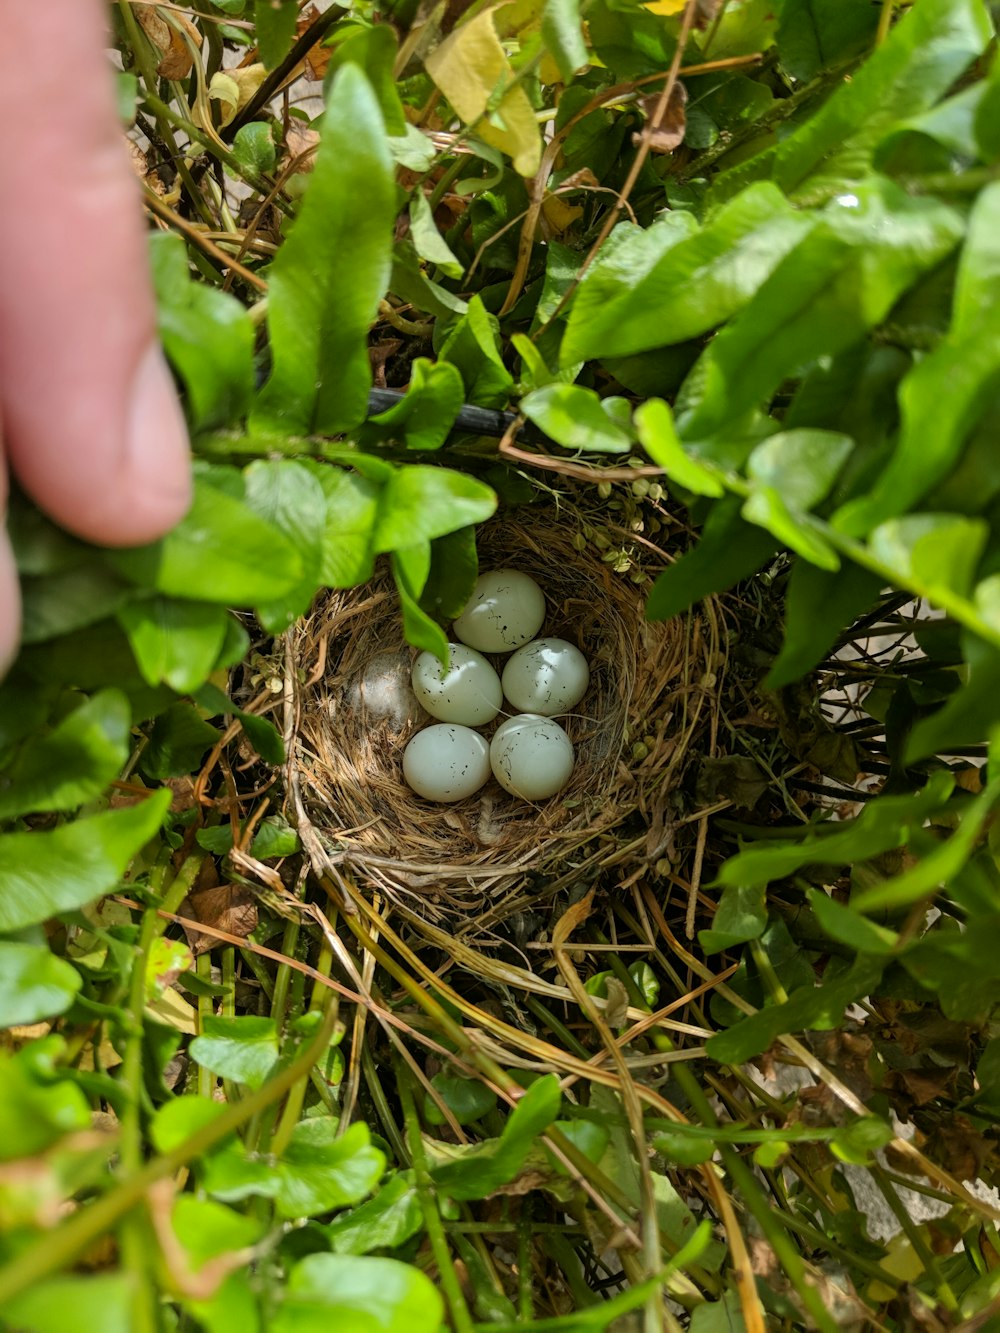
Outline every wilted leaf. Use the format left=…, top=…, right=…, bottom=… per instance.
left=181, top=884, right=258, bottom=955
left=426, top=11, right=542, bottom=177
left=634, top=82, right=687, bottom=154
left=137, top=6, right=201, bottom=80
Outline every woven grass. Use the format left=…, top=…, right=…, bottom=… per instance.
left=289, top=498, right=722, bottom=921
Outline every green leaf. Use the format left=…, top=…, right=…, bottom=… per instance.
left=304, top=465, right=382, bottom=590
left=142, top=702, right=220, bottom=780
left=409, top=191, right=463, bottom=280
left=206, top=1119, right=385, bottom=1219
left=868, top=513, right=987, bottom=601
left=646, top=496, right=779, bottom=621
left=901, top=919, right=1000, bottom=1021
left=689, top=1291, right=748, bottom=1333
left=706, top=955, right=885, bottom=1063
left=542, top=0, right=588, bottom=83
left=712, top=0, right=992, bottom=202
left=875, top=82, right=985, bottom=174
left=806, top=889, right=899, bottom=955
left=255, top=0, right=297, bottom=68
left=20, top=564, right=135, bottom=645
left=273, top=1254, right=443, bottom=1333
left=1, top=1276, right=132, bottom=1333
left=0, top=943, right=81, bottom=1026
left=682, top=180, right=964, bottom=439
left=421, top=526, right=479, bottom=622
left=765, top=560, right=882, bottom=689
left=830, top=1116, right=894, bottom=1167
left=0, top=689, right=130, bottom=821
left=391, top=545, right=449, bottom=663
left=232, top=121, right=277, bottom=175
left=373, top=466, right=497, bottom=553
left=0, top=1039, right=91, bottom=1160
left=430, top=1073, right=561, bottom=1200
left=362, top=359, right=465, bottom=451
left=172, top=1197, right=264, bottom=1333
left=0, top=791, right=170, bottom=931
left=425, top=1074, right=498, bottom=1125
left=851, top=775, right=1000, bottom=914
left=698, top=884, right=767, bottom=955
left=189, top=1016, right=280, bottom=1090
left=837, top=182, right=1000, bottom=536
left=118, top=598, right=232, bottom=693
left=438, top=296, right=514, bottom=408
left=150, top=233, right=254, bottom=429
left=741, top=488, right=839, bottom=569
left=563, top=183, right=810, bottom=362
left=326, top=24, right=406, bottom=136
left=110, top=470, right=304, bottom=606
left=776, top=0, right=879, bottom=83
left=324, top=1173, right=424, bottom=1256
left=747, top=429, right=854, bottom=511
left=244, top=459, right=328, bottom=631
left=635, top=399, right=723, bottom=496
left=717, top=772, right=955, bottom=889
left=196, top=681, right=285, bottom=766
left=254, top=65, right=395, bottom=434
left=520, top=384, right=633, bottom=454
left=905, top=639, right=1000, bottom=764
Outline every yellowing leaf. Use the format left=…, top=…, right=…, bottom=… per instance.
left=641, top=0, right=687, bottom=13
left=207, top=63, right=267, bottom=128
left=137, top=6, right=202, bottom=80
left=426, top=9, right=542, bottom=177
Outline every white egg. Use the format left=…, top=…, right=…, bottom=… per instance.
left=411, top=644, right=502, bottom=726
left=452, top=570, right=546, bottom=654
left=403, top=724, right=491, bottom=802
left=490, top=714, right=575, bottom=801
left=501, top=638, right=590, bottom=716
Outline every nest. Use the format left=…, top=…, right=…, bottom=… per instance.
left=289, top=500, right=722, bottom=923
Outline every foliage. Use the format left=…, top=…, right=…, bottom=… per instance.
left=6, top=0, right=1000, bottom=1329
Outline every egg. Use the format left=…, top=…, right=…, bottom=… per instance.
left=490, top=714, right=575, bottom=801
left=452, top=570, right=546, bottom=654
left=501, top=638, right=590, bottom=716
left=411, top=644, right=502, bottom=726
left=403, top=724, right=491, bottom=802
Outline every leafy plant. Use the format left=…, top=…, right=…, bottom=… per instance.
left=7, top=0, right=1000, bottom=1328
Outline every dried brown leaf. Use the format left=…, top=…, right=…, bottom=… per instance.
left=137, top=5, right=201, bottom=80
left=180, top=883, right=258, bottom=955
left=633, top=83, right=687, bottom=155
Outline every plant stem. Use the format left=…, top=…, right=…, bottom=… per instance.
left=398, top=1066, right=475, bottom=1333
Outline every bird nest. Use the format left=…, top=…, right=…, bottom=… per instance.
left=288, top=499, right=722, bottom=923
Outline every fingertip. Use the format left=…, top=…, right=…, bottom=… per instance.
left=12, top=343, right=193, bottom=550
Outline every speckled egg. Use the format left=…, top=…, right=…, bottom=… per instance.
left=403, top=724, right=491, bottom=802
left=490, top=714, right=575, bottom=801
left=411, top=644, right=502, bottom=726
left=452, top=570, right=546, bottom=654
left=501, top=638, right=590, bottom=716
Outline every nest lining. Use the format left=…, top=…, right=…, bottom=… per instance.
left=290, top=504, right=719, bottom=911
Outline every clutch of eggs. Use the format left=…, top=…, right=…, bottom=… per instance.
left=402, top=568, right=589, bottom=804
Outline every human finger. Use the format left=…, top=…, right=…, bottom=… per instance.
left=0, top=0, right=191, bottom=548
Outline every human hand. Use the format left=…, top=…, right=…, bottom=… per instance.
left=0, top=0, right=192, bottom=672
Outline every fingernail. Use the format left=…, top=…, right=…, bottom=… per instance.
left=125, top=344, right=193, bottom=529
